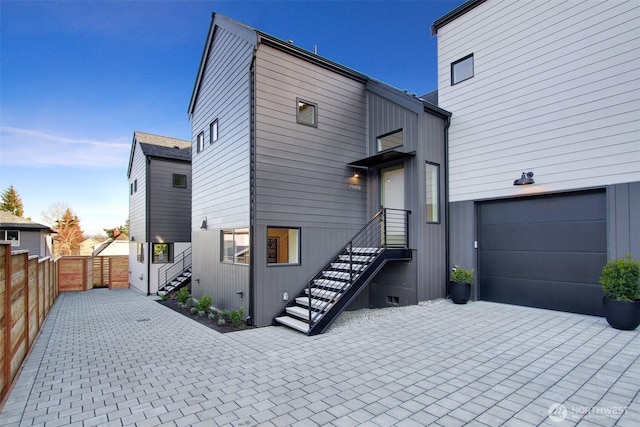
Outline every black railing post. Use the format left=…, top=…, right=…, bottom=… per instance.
left=382, top=209, right=387, bottom=248
left=349, top=241, right=354, bottom=285
left=308, top=279, right=312, bottom=326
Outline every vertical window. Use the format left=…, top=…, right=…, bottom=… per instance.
left=296, top=98, right=317, bottom=127
left=137, top=243, right=144, bottom=263
left=134, top=179, right=138, bottom=192
left=0, top=230, right=20, bottom=246
left=197, top=131, right=204, bottom=153
left=451, top=54, right=474, bottom=85
left=210, top=119, right=218, bottom=144
left=173, top=174, right=187, bottom=188
left=130, top=183, right=133, bottom=195
left=426, top=162, right=440, bottom=223
left=377, top=129, right=404, bottom=152
left=221, top=228, right=250, bottom=265
left=152, top=243, right=174, bottom=263
left=267, top=227, right=300, bottom=265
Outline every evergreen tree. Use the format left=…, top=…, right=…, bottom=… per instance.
left=55, top=208, right=84, bottom=256
left=1, top=185, right=25, bottom=217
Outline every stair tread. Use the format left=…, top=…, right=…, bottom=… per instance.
left=296, top=297, right=330, bottom=309
left=338, top=255, right=374, bottom=262
left=330, top=263, right=366, bottom=271
left=286, top=305, right=324, bottom=320
left=313, top=279, right=349, bottom=290
left=275, top=316, right=309, bottom=333
left=306, top=288, right=341, bottom=300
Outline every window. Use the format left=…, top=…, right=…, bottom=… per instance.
left=134, top=179, right=138, bottom=192
left=451, top=54, right=474, bottom=85
left=137, top=243, right=144, bottom=263
left=197, top=131, right=204, bottom=153
left=377, top=129, right=403, bottom=152
left=152, top=243, right=174, bottom=264
left=221, top=228, right=249, bottom=264
left=426, top=162, right=440, bottom=223
left=130, top=183, right=133, bottom=195
left=267, top=227, right=300, bottom=265
left=210, top=119, right=218, bottom=144
left=0, top=230, right=20, bottom=246
left=173, top=174, right=187, bottom=188
left=296, top=99, right=317, bottom=127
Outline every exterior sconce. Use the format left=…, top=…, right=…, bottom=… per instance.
left=200, top=218, right=207, bottom=229
left=131, top=236, right=135, bottom=241
left=514, top=171, right=535, bottom=186
left=353, top=171, right=360, bottom=178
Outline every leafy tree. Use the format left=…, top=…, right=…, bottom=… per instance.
left=1, top=185, right=24, bottom=217
left=41, top=202, right=70, bottom=228
left=55, top=208, right=84, bottom=256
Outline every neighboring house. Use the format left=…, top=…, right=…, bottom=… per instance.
left=0, top=211, right=54, bottom=258
left=127, top=131, right=192, bottom=295
left=188, top=13, right=451, bottom=332
left=92, top=233, right=129, bottom=257
left=79, top=237, right=103, bottom=256
left=432, top=0, right=640, bottom=316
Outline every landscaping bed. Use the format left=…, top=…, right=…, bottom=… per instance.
left=157, top=297, right=253, bottom=333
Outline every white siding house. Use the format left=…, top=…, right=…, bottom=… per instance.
left=433, top=0, right=640, bottom=316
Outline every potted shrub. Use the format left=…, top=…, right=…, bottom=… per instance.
left=599, top=254, right=640, bottom=330
left=449, top=265, right=474, bottom=304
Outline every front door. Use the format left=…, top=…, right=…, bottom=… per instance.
left=381, top=165, right=405, bottom=245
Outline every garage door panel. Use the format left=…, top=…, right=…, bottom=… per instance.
left=480, top=251, right=607, bottom=284
left=478, top=190, right=606, bottom=317
left=480, top=221, right=606, bottom=252
left=479, top=276, right=605, bottom=316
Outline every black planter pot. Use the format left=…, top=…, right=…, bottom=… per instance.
left=603, top=297, right=640, bottom=330
left=449, top=281, right=471, bottom=304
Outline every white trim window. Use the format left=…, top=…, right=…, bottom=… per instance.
left=0, top=229, right=20, bottom=246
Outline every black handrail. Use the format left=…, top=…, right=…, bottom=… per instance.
left=305, top=208, right=410, bottom=329
left=157, top=246, right=192, bottom=293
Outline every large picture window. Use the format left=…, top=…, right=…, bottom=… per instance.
left=267, top=227, right=300, bottom=265
left=221, top=228, right=249, bottom=264
left=0, top=230, right=20, bottom=246
left=377, top=129, right=403, bottom=152
left=152, top=243, right=174, bottom=263
left=426, top=162, right=440, bottom=223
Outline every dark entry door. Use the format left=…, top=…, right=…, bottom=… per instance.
left=478, top=190, right=607, bottom=316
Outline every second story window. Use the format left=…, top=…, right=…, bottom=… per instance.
left=377, top=129, right=403, bottom=152
left=296, top=98, right=317, bottom=127
left=197, top=131, right=204, bottom=153
left=451, top=53, right=474, bottom=85
left=210, top=119, right=218, bottom=144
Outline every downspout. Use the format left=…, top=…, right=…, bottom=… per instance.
left=248, top=51, right=257, bottom=325
left=443, top=115, right=451, bottom=298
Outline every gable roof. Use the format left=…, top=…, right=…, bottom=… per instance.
left=188, top=12, right=451, bottom=120
left=127, top=131, right=191, bottom=177
left=0, top=211, right=53, bottom=232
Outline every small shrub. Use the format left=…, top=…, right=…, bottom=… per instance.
left=159, top=293, right=169, bottom=301
left=600, top=254, right=640, bottom=301
left=176, top=287, right=190, bottom=304
left=451, top=266, right=474, bottom=285
left=197, top=294, right=213, bottom=314
left=190, top=307, right=198, bottom=314
left=208, top=312, right=216, bottom=320
left=186, top=297, right=197, bottom=308
left=198, top=311, right=205, bottom=317
left=218, top=317, right=226, bottom=326
left=228, top=307, right=245, bottom=328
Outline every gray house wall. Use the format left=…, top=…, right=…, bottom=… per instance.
left=1, top=229, right=49, bottom=258
left=148, top=158, right=191, bottom=243
left=128, top=142, right=146, bottom=243
left=189, top=16, right=255, bottom=313
left=608, top=181, right=640, bottom=260
left=252, top=44, right=368, bottom=326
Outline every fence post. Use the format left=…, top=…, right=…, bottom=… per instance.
left=2, top=245, right=10, bottom=402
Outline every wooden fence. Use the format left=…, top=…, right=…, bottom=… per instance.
left=0, top=243, right=58, bottom=403
left=1, top=246, right=129, bottom=403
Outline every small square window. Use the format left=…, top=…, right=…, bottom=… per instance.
left=377, top=129, right=403, bottom=152
left=451, top=54, right=474, bottom=85
left=173, top=174, right=187, bottom=188
left=221, top=228, right=249, bottom=265
left=152, top=243, right=174, bottom=264
left=197, top=131, right=204, bottom=153
left=267, top=227, right=300, bottom=265
left=296, top=99, right=317, bottom=127
left=210, top=119, right=218, bottom=144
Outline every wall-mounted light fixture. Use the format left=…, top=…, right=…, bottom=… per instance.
left=200, top=217, right=207, bottom=229
left=353, top=171, right=360, bottom=178
left=514, top=171, right=535, bottom=186
left=131, top=236, right=135, bottom=241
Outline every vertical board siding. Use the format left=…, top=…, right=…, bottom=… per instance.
left=438, top=0, right=640, bottom=202
left=148, top=159, right=191, bottom=243
left=190, top=20, right=255, bottom=313
left=449, top=200, right=477, bottom=297
left=608, top=181, right=640, bottom=259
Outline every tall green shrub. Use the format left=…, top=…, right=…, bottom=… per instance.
left=176, top=287, right=190, bottom=304
left=599, top=254, right=640, bottom=301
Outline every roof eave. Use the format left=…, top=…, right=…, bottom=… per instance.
left=431, top=0, right=487, bottom=35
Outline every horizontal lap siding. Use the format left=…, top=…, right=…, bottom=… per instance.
left=128, top=143, right=146, bottom=241
left=149, top=159, right=191, bottom=243
left=438, top=0, right=640, bottom=202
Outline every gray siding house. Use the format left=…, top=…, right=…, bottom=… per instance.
left=433, top=0, right=640, bottom=316
left=127, top=131, right=192, bottom=295
left=188, top=13, right=450, bottom=332
left=0, top=211, right=53, bottom=258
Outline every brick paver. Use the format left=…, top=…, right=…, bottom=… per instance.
left=0, top=289, right=638, bottom=426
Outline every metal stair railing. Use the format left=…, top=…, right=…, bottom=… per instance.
left=157, top=246, right=192, bottom=293
left=306, top=208, right=410, bottom=328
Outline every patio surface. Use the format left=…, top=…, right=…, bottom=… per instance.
left=0, top=288, right=638, bottom=427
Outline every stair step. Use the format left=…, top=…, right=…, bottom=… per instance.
left=296, top=297, right=331, bottom=310
left=306, top=288, right=341, bottom=300
left=338, top=255, right=374, bottom=263
left=275, top=316, right=309, bottom=333
left=286, top=305, right=324, bottom=321
left=348, top=247, right=382, bottom=254
left=322, top=270, right=356, bottom=281
left=313, top=279, right=349, bottom=291
left=330, top=262, right=366, bottom=271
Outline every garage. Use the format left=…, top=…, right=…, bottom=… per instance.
left=478, top=190, right=607, bottom=316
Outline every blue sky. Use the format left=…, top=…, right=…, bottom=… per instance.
left=0, top=0, right=463, bottom=235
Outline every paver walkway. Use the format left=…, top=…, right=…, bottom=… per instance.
left=0, top=289, right=638, bottom=427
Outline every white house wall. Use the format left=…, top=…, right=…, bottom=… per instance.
left=437, top=0, right=640, bottom=202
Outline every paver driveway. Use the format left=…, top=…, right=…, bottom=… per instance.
left=0, top=289, right=638, bottom=426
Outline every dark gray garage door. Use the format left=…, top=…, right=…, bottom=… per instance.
left=478, top=190, right=607, bottom=316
